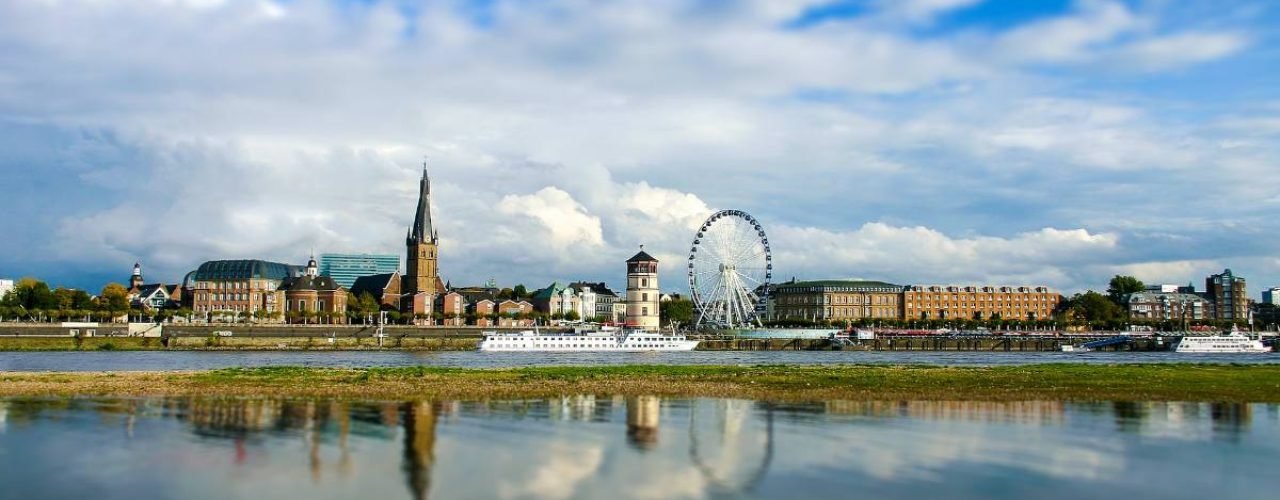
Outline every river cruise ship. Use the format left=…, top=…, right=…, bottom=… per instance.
left=1173, top=331, right=1270, bottom=353
left=479, top=327, right=698, bottom=352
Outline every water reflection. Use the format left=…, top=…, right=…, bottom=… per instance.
left=0, top=397, right=1276, bottom=500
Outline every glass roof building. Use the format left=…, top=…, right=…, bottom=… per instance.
left=319, top=253, right=401, bottom=288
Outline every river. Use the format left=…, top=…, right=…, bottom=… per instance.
left=0, top=395, right=1275, bottom=500
left=0, top=350, right=1276, bottom=372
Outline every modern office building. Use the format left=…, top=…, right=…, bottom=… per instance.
left=318, top=253, right=399, bottom=288
left=1206, top=269, right=1248, bottom=322
left=1262, top=287, right=1280, bottom=306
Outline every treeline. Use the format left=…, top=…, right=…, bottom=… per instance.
left=0, top=278, right=131, bottom=322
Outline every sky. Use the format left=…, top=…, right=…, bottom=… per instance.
left=1, top=0, right=1278, bottom=297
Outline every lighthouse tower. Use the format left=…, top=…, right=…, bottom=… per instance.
left=625, top=247, right=660, bottom=331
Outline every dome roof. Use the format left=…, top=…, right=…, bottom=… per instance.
left=191, top=260, right=300, bottom=281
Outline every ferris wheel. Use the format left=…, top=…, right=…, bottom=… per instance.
left=687, top=210, right=772, bottom=328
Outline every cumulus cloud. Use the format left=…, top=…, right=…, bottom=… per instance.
left=0, top=0, right=1276, bottom=293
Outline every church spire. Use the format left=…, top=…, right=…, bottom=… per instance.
left=408, top=161, right=435, bottom=245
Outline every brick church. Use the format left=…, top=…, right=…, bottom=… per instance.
left=403, top=165, right=444, bottom=317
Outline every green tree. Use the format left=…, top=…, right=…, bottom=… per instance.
left=1065, top=291, right=1124, bottom=325
left=659, top=298, right=694, bottom=327
left=1106, top=275, right=1145, bottom=306
left=564, top=310, right=580, bottom=322
left=53, top=287, right=92, bottom=310
left=6, top=278, right=57, bottom=310
left=98, top=283, right=130, bottom=315
left=513, top=284, right=528, bottom=299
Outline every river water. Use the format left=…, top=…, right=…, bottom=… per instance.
left=0, top=350, right=1277, bottom=371
left=0, top=396, right=1275, bottom=500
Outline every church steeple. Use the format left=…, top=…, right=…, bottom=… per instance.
left=407, top=163, right=436, bottom=246
left=404, top=160, right=441, bottom=305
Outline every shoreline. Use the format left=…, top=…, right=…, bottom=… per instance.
left=2, top=364, right=1278, bottom=402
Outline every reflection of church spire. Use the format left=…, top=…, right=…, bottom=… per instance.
left=402, top=401, right=437, bottom=500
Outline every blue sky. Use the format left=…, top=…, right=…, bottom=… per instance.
left=1, top=0, right=1278, bottom=297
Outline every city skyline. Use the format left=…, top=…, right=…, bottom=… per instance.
left=1, top=0, right=1278, bottom=295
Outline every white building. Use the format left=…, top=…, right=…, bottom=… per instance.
left=0, top=279, right=13, bottom=300
left=1263, top=287, right=1280, bottom=305
left=577, top=286, right=596, bottom=322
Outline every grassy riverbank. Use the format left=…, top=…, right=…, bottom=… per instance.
left=2, top=364, right=1278, bottom=401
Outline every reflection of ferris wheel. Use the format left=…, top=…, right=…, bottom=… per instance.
left=687, top=210, right=772, bottom=328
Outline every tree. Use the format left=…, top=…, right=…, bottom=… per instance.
left=1065, top=291, right=1124, bottom=325
left=6, top=278, right=57, bottom=311
left=1107, top=275, right=1145, bottom=307
left=564, top=310, right=580, bottom=322
left=513, top=284, right=528, bottom=299
left=98, top=283, right=130, bottom=316
left=659, top=298, right=694, bottom=327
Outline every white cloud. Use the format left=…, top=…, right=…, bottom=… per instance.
left=0, top=0, right=1276, bottom=292
left=1117, top=32, right=1249, bottom=70
left=497, top=187, right=606, bottom=251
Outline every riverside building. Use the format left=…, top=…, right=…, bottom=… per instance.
left=771, top=280, right=905, bottom=322
left=1206, top=269, right=1248, bottom=322
left=1124, top=291, right=1209, bottom=322
left=903, top=285, right=1060, bottom=322
left=183, top=259, right=301, bottom=319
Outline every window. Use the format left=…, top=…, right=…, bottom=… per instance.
left=642, top=278, right=648, bottom=287
left=642, top=293, right=648, bottom=302
left=642, top=307, right=648, bottom=315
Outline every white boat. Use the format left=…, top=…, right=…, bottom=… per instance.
left=479, top=326, right=699, bottom=352
left=1173, top=331, right=1270, bottom=353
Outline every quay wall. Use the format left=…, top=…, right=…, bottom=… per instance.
left=0, top=324, right=1173, bottom=352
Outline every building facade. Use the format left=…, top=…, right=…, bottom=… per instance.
left=318, top=253, right=399, bottom=288
left=1206, top=269, right=1247, bottom=322
left=439, top=291, right=466, bottom=326
left=1125, top=292, right=1209, bottom=322
left=404, top=166, right=442, bottom=308
left=280, top=256, right=348, bottom=323
left=126, top=262, right=178, bottom=311
left=569, top=282, right=619, bottom=321
left=183, top=259, right=302, bottom=321
left=772, top=280, right=905, bottom=322
left=473, top=299, right=496, bottom=327
left=624, top=249, right=660, bottom=330
left=903, top=284, right=1060, bottom=321
left=0, top=279, right=13, bottom=300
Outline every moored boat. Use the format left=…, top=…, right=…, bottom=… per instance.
left=1172, top=330, right=1270, bottom=353
left=479, top=326, right=698, bottom=352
